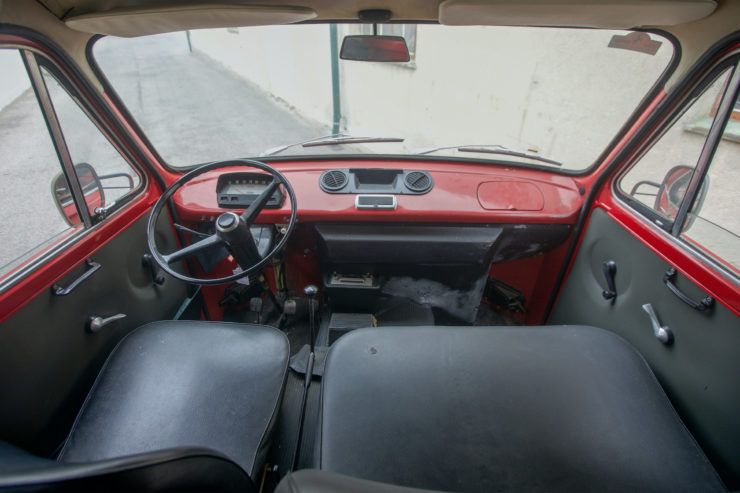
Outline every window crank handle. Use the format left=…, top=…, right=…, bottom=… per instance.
left=601, top=260, right=617, bottom=301
left=88, top=313, right=127, bottom=333
left=641, top=304, right=673, bottom=345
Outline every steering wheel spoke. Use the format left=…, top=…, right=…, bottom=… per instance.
left=162, top=234, right=224, bottom=265
left=241, top=178, right=280, bottom=225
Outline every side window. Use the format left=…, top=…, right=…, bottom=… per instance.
left=40, top=67, right=141, bottom=216
left=680, top=95, right=740, bottom=274
left=619, top=68, right=732, bottom=226
left=0, top=49, right=81, bottom=279
left=618, top=60, right=740, bottom=277
left=0, top=48, right=142, bottom=286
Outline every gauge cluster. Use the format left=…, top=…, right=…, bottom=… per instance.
left=216, top=172, right=284, bottom=208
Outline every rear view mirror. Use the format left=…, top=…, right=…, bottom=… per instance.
left=657, top=165, right=708, bottom=230
left=655, top=166, right=693, bottom=218
left=630, top=165, right=708, bottom=228
left=340, top=35, right=410, bottom=62
left=51, top=163, right=104, bottom=226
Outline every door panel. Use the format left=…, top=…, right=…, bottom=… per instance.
left=0, top=212, right=187, bottom=456
left=550, top=206, right=740, bottom=486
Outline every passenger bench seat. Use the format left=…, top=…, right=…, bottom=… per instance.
left=314, top=325, right=725, bottom=492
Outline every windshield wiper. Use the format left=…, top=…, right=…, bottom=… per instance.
left=413, top=144, right=562, bottom=167
left=260, top=133, right=404, bottom=157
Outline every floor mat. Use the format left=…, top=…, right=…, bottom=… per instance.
left=375, top=298, right=435, bottom=326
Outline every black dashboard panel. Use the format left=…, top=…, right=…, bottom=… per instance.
left=216, top=172, right=284, bottom=208
left=319, top=168, right=433, bottom=194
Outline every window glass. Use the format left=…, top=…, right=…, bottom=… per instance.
left=619, top=69, right=732, bottom=225
left=0, top=49, right=81, bottom=279
left=680, top=90, right=740, bottom=274
left=41, top=68, right=141, bottom=213
left=94, top=26, right=673, bottom=170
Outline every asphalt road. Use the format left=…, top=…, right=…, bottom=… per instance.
left=94, top=33, right=327, bottom=166
left=0, top=34, right=325, bottom=272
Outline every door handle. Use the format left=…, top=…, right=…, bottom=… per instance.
left=642, top=303, right=673, bottom=345
left=87, top=313, right=126, bottom=333
left=52, top=260, right=101, bottom=296
left=663, top=267, right=714, bottom=312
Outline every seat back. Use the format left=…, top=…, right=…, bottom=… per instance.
left=0, top=442, right=256, bottom=491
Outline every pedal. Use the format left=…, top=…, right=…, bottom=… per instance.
left=249, top=297, right=263, bottom=324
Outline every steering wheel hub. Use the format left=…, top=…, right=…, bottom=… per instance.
left=216, top=212, right=240, bottom=233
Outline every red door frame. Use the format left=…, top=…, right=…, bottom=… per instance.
left=0, top=33, right=163, bottom=324
left=549, top=42, right=740, bottom=319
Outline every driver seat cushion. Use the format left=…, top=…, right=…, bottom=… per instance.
left=318, top=325, right=725, bottom=492
left=58, top=320, right=289, bottom=480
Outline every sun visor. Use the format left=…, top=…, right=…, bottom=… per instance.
left=65, top=4, right=317, bottom=37
left=439, top=0, right=717, bottom=28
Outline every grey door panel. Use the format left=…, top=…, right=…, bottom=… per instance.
left=0, top=213, right=188, bottom=456
left=550, top=206, right=740, bottom=485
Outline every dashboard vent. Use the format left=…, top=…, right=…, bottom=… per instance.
left=320, top=170, right=348, bottom=192
left=404, top=171, right=433, bottom=193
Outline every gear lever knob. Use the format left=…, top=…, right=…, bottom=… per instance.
left=304, top=285, right=318, bottom=298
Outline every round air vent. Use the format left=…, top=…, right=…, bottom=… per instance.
left=404, top=171, right=433, bottom=193
left=320, top=170, right=348, bottom=192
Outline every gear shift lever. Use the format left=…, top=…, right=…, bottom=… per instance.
left=292, top=284, right=318, bottom=470
left=304, top=285, right=318, bottom=351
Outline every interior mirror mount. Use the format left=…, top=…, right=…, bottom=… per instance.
left=342, top=9, right=409, bottom=63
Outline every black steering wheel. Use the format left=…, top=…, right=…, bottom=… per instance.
left=146, top=159, right=297, bottom=285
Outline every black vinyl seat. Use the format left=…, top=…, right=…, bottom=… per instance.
left=316, top=325, right=725, bottom=492
left=0, top=320, right=289, bottom=491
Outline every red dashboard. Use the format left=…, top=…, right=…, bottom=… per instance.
left=172, top=159, right=583, bottom=225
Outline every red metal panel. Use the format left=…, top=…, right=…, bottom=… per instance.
left=477, top=180, right=545, bottom=211
left=173, top=160, right=582, bottom=224
left=0, top=36, right=164, bottom=323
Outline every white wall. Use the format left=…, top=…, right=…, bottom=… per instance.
left=190, top=25, right=673, bottom=170
left=336, top=25, right=673, bottom=169
left=189, top=26, right=333, bottom=127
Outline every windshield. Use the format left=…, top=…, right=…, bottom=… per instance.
left=93, top=24, right=673, bottom=171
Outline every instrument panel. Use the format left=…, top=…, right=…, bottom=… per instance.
left=216, top=172, right=284, bottom=208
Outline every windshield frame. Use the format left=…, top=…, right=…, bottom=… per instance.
left=86, top=25, right=679, bottom=177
